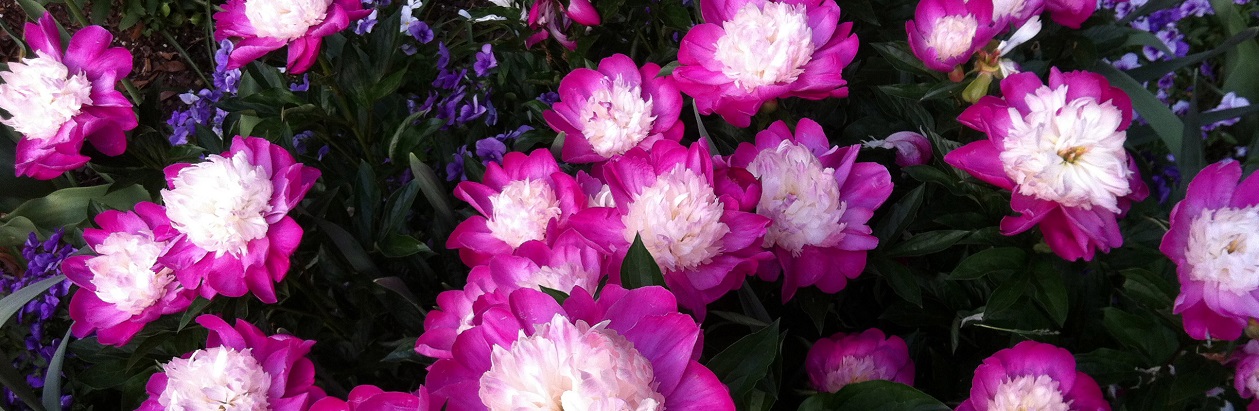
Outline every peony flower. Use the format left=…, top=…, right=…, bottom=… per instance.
left=415, top=272, right=508, bottom=360
left=544, top=54, right=684, bottom=164
left=723, top=119, right=892, bottom=300
left=447, top=149, right=587, bottom=267
left=62, top=202, right=194, bottom=346
left=310, top=385, right=429, bottom=411
left=1234, top=340, right=1259, bottom=410
left=805, top=329, right=914, bottom=392
left=1044, top=0, right=1095, bottom=29
left=160, top=136, right=321, bottom=303
left=214, top=0, right=371, bottom=74
left=944, top=69, right=1148, bottom=261
left=425, top=285, right=735, bottom=411
left=957, top=341, right=1110, bottom=411
left=139, top=314, right=325, bottom=411
left=905, top=0, right=1000, bottom=73
left=568, top=140, right=771, bottom=318
left=1160, top=160, right=1259, bottom=341
left=673, top=0, right=859, bottom=127
left=865, top=131, right=934, bottom=167
left=525, top=0, right=600, bottom=50
left=991, top=0, right=1044, bottom=29
left=0, top=13, right=136, bottom=180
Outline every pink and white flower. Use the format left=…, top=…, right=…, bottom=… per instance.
left=673, top=0, right=859, bottom=127
left=957, top=341, right=1110, bottom=411
left=905, top=0, right=999, bottom=73
left=139, top=314, right=325, bottom=411
left=62, top=202, right=194, bottom=346
left=723, top=119, right=892, bottom=300
left=415, top=272, right=508, bottom=360
left=544, top=54, right=683, bottom=164
left=424, top=285, right=735, bottom=411
left=310, top=385, right=429, bottom=411
left=525, top=0, right=600, bottom=50
left=1160, top=160, right=1259, bottom=341
left=1044, top=0, right=1095, bottom=29
left=864, top=131, right=934, bottom=167
left=160, top=136, right=320, bottom=303
left=0, top=13, right=136, bottom=180
left=569, top=140, right=771, bottom=318
left=1233, top=340, right=1259, bottom=411
left=991, top=0, right=1044, bottom=29
left=214, top=0, right=370, bottom=74
left=805, top=329, right=914, bottom=392
left=944, top=69, right=1148, bottom=261
left=447, top=149, right=587, bottom=267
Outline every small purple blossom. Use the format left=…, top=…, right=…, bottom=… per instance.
left=447, top=145, right=469, bottom=181
left=1, top=231, right=74, bottom=410
left=474, top=44, right=498, bottom=77
left=354, top=9, right=380, bottom=35
left=408, top=20, right=435, bottom=44
left=537, top=91, right=560, bottom=105
left=1110, top=53, right=1140, bottom=71
left=1205, top=92, right=1252, bottom=131
left=291, top=74, right=311, bottom=92
left=475, top=137, right=507, bottom=165
left=213, top=40, right=241, bottom=94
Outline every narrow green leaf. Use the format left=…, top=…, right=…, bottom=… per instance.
left=6, top=184, right=150, bottom=232
left=799, top=381, right=949, bottom=411
left=42, top=329, right=71, bottom=411
left=871, top=42, right=938, bottom=78
left=620, top=234, right=666, bottom=289
left=374, top=277, right=424, bottom=313
left=985, top=275, right=1029, bottom=316
left=949, top=247, right=1026, bottom=280
left=0, top=275, right=66, bottom=327
left=538, top=286, right=570, bottom=305
left=707, top=320, right=781, bottom=407
left=178, top=297, right=213, bottom=331
left=377, top=234, right=434, bottom=258
left=1102, top=307, right=1179, bottom=364
left=1092, top=62, right=1183, bottom=153
left=1030, top=260, right=1069, bottom=326
left=409, top=153, right=456, bottom=230
left=1125, top=27, right=1259, bottom=83
left=886, top=230, right=970, bottom=257
left=873, top=184, right=925, bottom=244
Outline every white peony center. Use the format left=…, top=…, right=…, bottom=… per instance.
left=924, top=15, right=979, bottom=62
left=532, top=263, right=599, bottom=295
left=1247, top=369, right=1259, bottom=398
left=714, top=2, right=815, bottom=91
left=999, top=85, right=1132, bottom=212
left=992, top=0, right=1030, bottom=23
left=480, top=315, right=664, bottom=410
left=987, top=375, right=1071, bottom=411
left=159, top=346, right=272, bottom=411
left=1185, top=206, right=1259, bottom=293
left=822, top=355, right=890, bottom=392
left=747, top=140, right=847, bottom=255
left=0, top=51, right=93, bottom=141
left=244, top=0, right=333, bottom=40
left=86, top=231, right=173, bottom=316
left=581, top=76, right=657, bottom=158
left=486, top=179, right=562, bottom=248
left=622, top=164, right=730, bottom=272
left=162, top=152, right=275, bottom=257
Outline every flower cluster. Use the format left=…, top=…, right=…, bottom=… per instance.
left=167, top=40, right=240, bottom=146
left=414, top=43, right=499, bottom=128
left=214, top=0, right=371, bottom=74
left=0, top=232, right=74, bottom=410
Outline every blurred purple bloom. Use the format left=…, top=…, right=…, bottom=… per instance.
left=1, top=231, right=74, bottom=410
left=476, top=137, right=507, bottom=164
left=437, top=42, right=451, bottom=69
left=1205, top=92, right=1252, bottom=131
left=537, top=91, right=560, bottom=105
left=291, top=74, right=311, bottom=92
left=354, top=9, right=380, bottom=35
left=474, top=44, right=498, bottom=77
left=447, top=146, right=469, bottom=181
left=1110, top=53, right=1140, bottom=70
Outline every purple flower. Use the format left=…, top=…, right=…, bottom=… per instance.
left=290, top=74, right=311, bottom=92
left=1205, top=92, right=1252, bottom=131
left=0, top=231, right=74, bottom=410
left=474, top=44, right=498, bottom=77
left=212, top=40, right=241, bottom=94
left=457, top=95, right=488, bottom=123
left=475, top=137, right=507, bottom=164
left=354, top=9, right=379, bottom=35
left=434, top=68, right=465, bottom=90
left=537, top=91, right=560, bottom=105
left=1110, top=52, right=1140, bottom=70
left=408, top=20, right=434, bottom=44
left=437, top=42, right=451, bottom=69
left=446, top=146, right=469, bottom=181
left=166, top=90, right=225, bottom=146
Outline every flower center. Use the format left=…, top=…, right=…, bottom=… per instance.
left=581, top=76, right=657, bottom=158
left=244, top=0, right=333, bottom=40
left=158, top=346, right=272, bottom=411
left=992, top=0, right=1030, bottom=23
left=479, top=315, right=664, bottom=410
left=622, top=164, right=730, bottom=272
left=486, top=179, right=563, bottom=248
left=1185, top=206, right=1259, bottom=293
left=925, top=15, right=979, bottom=62
left=162, top=152, right=275, bottom=257
left=532, top=263, right=599, bottom=295
left=86, top=231, right=173, bottom=316
left=987, top=375, right=1071, bottom=411
left=714, top=2, right=815, bottom=91
left=747, top=141, right=847, bottom=255
left=0, top=51, right=93, bottom=140
left=822, top=356, right=888, bottom=392
left=999, top=85, right=1132, bottom=212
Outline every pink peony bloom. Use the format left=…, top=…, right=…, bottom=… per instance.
left=1160, top=160, right=1259, bottom=341
left=991, top=0, right=1044, bottom=30
left=1044, top=0, right=1095, bottom=29
left=568, top=140, right=771, bottom=318
left=1234, top=340, right=1259, bottom=410
left=544, top=54, right=684, bottom=164
left=723, top=119, right=892, bottom=300
left=673, top=0, right=859, bottom=127
left=139, top=314, right=325, bottom=411
left=310, top=385, right=429, bottom=411
left=0, top=13, right=136, bottom=180
left=425, top=285, right=735, bottom=411
left=805, top=329, right=914, bottom=392
left=957, top=341, right=1109, bottom=411
left=865, top=131, right=934, bottom=167
left=62, top=202, right=194, bottom=346
left=525, top=0, right=600, bottom=50
left=944, top=69, right=1148, bottom=261
left=415, top=272, right=508, bottom=360
left=905, top=0, right=1000, bottom=73
left=160, top=136, right=321, bottom=304
left=214, top=0, right=370, bottom=74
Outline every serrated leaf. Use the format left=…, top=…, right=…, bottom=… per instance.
left=620, top=234, right=666, bottom=289
left=799, top=381, right=949, bottom=411
left=949, top=247, right=1026, bottom=280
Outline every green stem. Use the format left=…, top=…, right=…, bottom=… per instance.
left=160, top=30, right=212, bottom=87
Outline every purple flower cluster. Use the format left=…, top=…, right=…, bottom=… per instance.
left=401, top=20, right=435, bottom=55
left=413, top=43, right=500, bottom=129
left=0, top=231, right=75, bottom=410
left=166, top=40, right=240, bottom=146
left=446, top=125, right=532, bottom=181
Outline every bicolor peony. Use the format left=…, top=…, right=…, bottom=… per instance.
left=139, top=315, right=325, bottom=411
left=0, top=14, right=136, bottom=180
left=310, top=385, right=429, bottom=411
left=415, top=271, right=508, bottom=360
left=805, top=329, right=914, bottom=392
left=447, top=149, right=587, bottom=267
left=957, top=341, right=1110, bottom=411
left=214, top=0, right=371, bottom=74
left=864, top=131, right=934, bottom=167
left=569, top=140, right=771, bottom=318
left=544, top=54, right=683, bottom=164
left=1234, top=340, right=1259, bottom=410
left=526, top=0, right=600, bottom=50
left=62, top=202, right=194, bottom=346
left=424, top=285, right=735, bottom=411
left=1160, top=160, right=1259, bottom=340
left=723, top=119, right=892, bottom=300
left=945, top=68, right=1148, bottom=261
left=906, top=0, right=999, bottom=73
left=674, top=0, right=859, bottom=127
left=160, top=136, right=321, bottom=303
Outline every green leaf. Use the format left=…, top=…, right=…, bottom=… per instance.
left=5, top=183, right=150, bottom=237
left=374, top=276, right=424, bottom=313
left=948, top=247, right=1027, bottom=280
left=874, top=260, right=922, bottom=307
left=620, top=234, right=666, bottom=289
left=178, top=297, right=212, bottom=331
left=42, top=328, right=71, bottom=411
left=379, top=180, right=420, bottom=238
left=377, top=234, right=433, bottom=258
left=0, top=216, right=38, bottom=247
left=1102, top=307, right=1178, bottom=364
left=707, top=320, right=781, bottom=407
left=871, top=42, right=938, bottom=78
left=389, top=116, right=441, bottom=161
left=886, top=230, right=970, bottom=257
left=873, top=184, right=925, bottom=244
left=539, top=286, right=570, bottom=305
left=799, top=381, right=949, bottom=411
left=1030, top=260, right=1069, bottom=326
left=985, top=274, right=1029, bottom=317
left=1120, top=268, right=1175, bottom=309
left=1124, top=27, right=1259, bottom=83
left=409, top=153, right=456, bottom=230
left=0, top=275, right=66, bottom=327
left=1092, top=62, right=1183, bottom=154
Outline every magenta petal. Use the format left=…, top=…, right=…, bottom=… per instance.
left=24, top=14, right=62, bottom=57
left=943, top=141, right=1015, bottom=190
left=228, top=37, right=287, bottom=70
left=62, top=26, right=115, bottom=74
left=663, top=361, right=736, bottom=411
